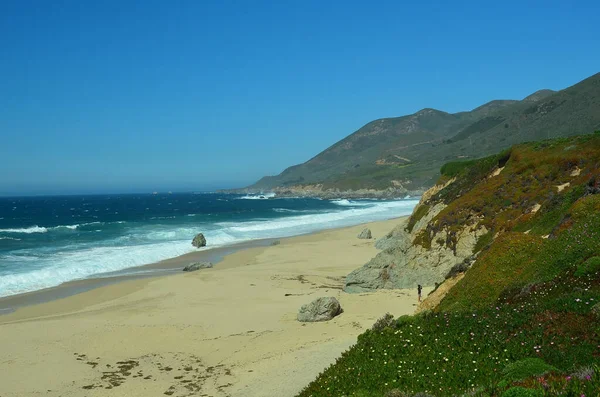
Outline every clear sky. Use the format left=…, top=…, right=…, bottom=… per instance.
left=1, top=0, right=599, bottom=195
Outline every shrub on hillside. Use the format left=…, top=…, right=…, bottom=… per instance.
left=406, top=204, right=430, bottom=233
left=394, top=314, right=415, bottom=329
left=501, top=387, right=543, bottom=397
left=383, top=389, right=410, bottom=397
left=572, top=365, right=595, bottom=380
left=371, top=313, right=395, bottom=331
left=473, top=230, right=493, bottom=253
left=501, top=358, right=559, bottom=383
left=445, top=261, right=469, bottom=279
left=575, top=256, right=600, bottom=277
left=498, top=283, right=538, bottom=303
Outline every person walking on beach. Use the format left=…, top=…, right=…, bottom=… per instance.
left=417, top=284, right=422, bottom=303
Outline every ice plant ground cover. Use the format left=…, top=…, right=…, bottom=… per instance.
left=297, top=275, right=600, bottom=396
left=297, top=133, right=600, bottom=397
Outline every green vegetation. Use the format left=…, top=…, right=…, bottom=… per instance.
left=439, top=159, right=480, bottom=178
left=575, top=257, right=600, bottom=277
left=406, top=204, right=430, bottom=233
left=298, top=270, right=600, bottom=397
left=297, top=133, right=600, bottom=397
left=501, top=387, right=543, bottom=397
left=472, top=230, right=493, bottom=254
left=501, top=358, right=559, bottom=383
left=298, top=268, right=600, bottom=396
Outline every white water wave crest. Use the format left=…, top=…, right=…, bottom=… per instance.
left=0, top=199, right=418, bottom=298
left=330, top=199, right=375, bottom=207
left=238, top=192, right=276, bottom=200
left=0, top=226, right=48, bottom=234
left=0, top=221, right=111, bottom=234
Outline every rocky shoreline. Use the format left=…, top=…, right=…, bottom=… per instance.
left=219, top=185, right=425, bottom=200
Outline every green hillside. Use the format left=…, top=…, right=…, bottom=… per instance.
left=297, top=133, right=600, bottom=397
left=249, top=73, right=600, bottom=194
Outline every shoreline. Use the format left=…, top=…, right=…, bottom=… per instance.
left=0, top=216, right=423, bottom=397
left=0, top=237, right=279, bottom=314
left=0, top=216, right=406, bottom=314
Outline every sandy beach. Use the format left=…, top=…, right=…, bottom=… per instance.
left=0, top=217, right=422, bottom=397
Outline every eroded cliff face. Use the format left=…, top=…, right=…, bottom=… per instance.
left=344, top=181, right=487, bottom=292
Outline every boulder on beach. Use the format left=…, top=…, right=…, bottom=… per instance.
left=297, top=297, right=342, bottom=322
left=192, top=233, right=207, bottom=248
left=183, top=262, right=213, bottom=272
left=357, top=228, right=372, bottom=239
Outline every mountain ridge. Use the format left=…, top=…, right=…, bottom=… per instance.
left=229, top=73, right=599, bottom=198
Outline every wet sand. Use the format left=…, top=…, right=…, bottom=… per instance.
left=0, top=238, right=277, bottom=314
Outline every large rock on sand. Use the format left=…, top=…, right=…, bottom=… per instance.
left=357, top=228, right=372, bottom=239
left=192, top=233, right=207, bottom=248
left=297, top=297, right=342, bottom=322
left=183, top=262, right=213, bottom=272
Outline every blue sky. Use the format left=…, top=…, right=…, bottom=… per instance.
left=1, top=0, right=599, bottom=195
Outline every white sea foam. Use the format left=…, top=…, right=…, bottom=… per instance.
left=331, top=199, right=375, bottom=207
left=238, top=192, right=276, bottom=200
left=0, top=241, right=195, bottom=297
left=0, top=226, right=49, bottom=234
left=0, top=237, right=21, bottom=241
left=0, top=222, right=109, bottom=235
left=272, top=208, right=322, bottom=214
left=0, top=199, right=418, bottom=298
left=218, top=199, right=418, bottom=240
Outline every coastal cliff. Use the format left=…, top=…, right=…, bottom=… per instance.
left=345, top=132, right=600, bottom=293
left=298, top=132, right=600, bottom=397
left=344, top=169, right=488, bottom=292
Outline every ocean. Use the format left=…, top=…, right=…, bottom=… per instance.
left=0, top=193, right=418, bottom=298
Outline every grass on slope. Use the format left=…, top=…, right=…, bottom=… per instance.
left=414, top=133, right=600, bottom=253
left=298, top=269, right=600, bottom=396
left=438, top=194, right=600, bottom=311
left=298, top=197, right=600, bottom=397
left=297, top=133, right=600, bottom=397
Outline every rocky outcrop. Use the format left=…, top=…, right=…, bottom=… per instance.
left=345, top=223, right=487, bottom=293
left=417, top=178, right=455, bottom=205
left=192, top=233, right=206, bottom=248
left=344, top=181, right=488, bottom=293
left=375, top=223, right=412, bottom=251
left=357, top=228, right=372, bottom=239
left=221, top=185, right=424, bottom=200
left=183, top=262, right=213, bottom=272
left=297, top=297, right=342, bottom=322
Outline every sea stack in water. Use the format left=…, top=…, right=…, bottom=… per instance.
left=192, top=233, right=207, bottom=248
left=357, top=228, right=372, bottom=239
left=183, top=262, right=213, bottom=272
left=297, top=297, right=342, bottom=322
